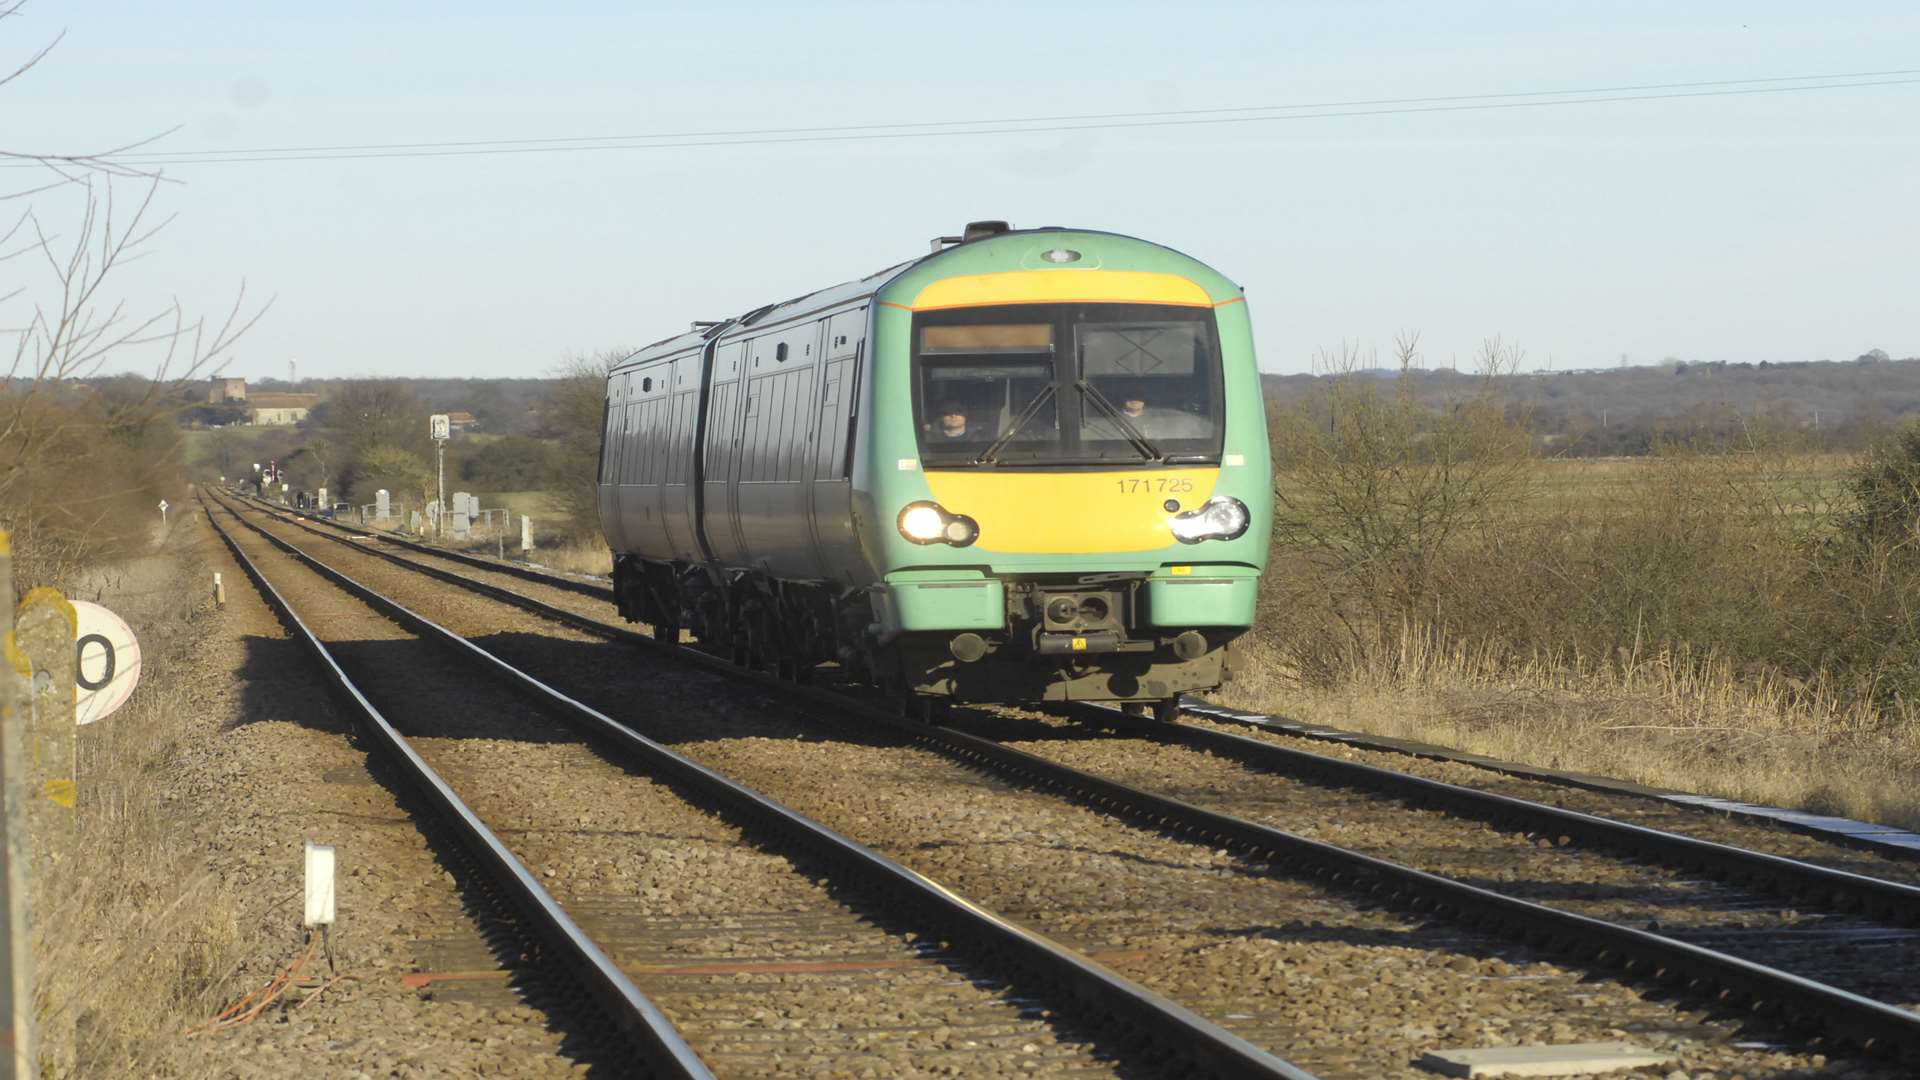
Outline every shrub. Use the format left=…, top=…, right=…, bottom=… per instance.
left=459, top=436, right=555, bottom=491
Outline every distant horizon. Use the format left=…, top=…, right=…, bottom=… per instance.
left=158, top=346, right=1920, bottom=394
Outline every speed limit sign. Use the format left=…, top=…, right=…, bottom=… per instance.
left=72, top=601, right=141, bottom=725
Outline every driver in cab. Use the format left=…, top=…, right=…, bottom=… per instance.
left=934, top=401, right=974, bottom=441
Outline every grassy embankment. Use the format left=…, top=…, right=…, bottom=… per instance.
left=1231, top=445, right=1920, bottom=830
left=32, top=518, right=246, bottom=1071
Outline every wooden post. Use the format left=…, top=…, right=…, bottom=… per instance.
left=0, top=531, right=38, bottom=1078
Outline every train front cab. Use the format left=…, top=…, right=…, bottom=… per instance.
left=858, top=233, right=1271, bottom=708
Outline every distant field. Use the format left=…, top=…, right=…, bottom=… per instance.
left=1272, top=452, right=1853, bottom=525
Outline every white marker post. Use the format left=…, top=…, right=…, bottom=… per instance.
left=157, top=499, right=168, bottom=528
left=303, top=842, right=336, bottom=929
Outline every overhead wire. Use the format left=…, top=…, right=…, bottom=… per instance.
left=99, top=66, right=1920, bottom=161
left=11, top=68, right=1919, bottom=169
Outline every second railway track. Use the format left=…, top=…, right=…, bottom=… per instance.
left=215, top=491, right=1920, bottom=1076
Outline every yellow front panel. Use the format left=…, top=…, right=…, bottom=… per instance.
left=905, top=270, right=1214, bottom=311
left=923, top=469, right=1220, bottom=554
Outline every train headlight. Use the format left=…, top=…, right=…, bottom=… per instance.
left=898, top=502, right=979, bottom=547
left=1169, top=496, right=1250, bottom=544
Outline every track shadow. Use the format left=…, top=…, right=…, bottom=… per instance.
left=231, top=631, right=355, bottom=735
left=457, top=629, right=913, bottom=750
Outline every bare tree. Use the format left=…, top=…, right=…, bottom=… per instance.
left=321, top=380, right=429, bottom=458
left=1267, top=333, right=1534, bottom=673
left=548, top=351, right=619, bottom=541
left=0, top=7, right=268, bottom=584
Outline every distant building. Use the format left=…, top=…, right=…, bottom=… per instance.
left=207, top=376, right=248, bottom=403
left=446, top=410, right=479, bottom=432
left=248, top=392, right=319, bottom=426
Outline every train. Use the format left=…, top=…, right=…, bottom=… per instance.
left=597, top=222, right=1271, bottom=719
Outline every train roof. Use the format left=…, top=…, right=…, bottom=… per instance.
left=612, top=257, right=912, bottom=373
left=610, top=226, right=1239, bottom=374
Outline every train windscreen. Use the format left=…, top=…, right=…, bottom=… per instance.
left=913, top=303, right=1223, bottom=466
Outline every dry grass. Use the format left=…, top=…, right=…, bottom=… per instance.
left=32, top=526, right=244, bottom=1074
left=528, top=539, right=612, bottom=578
left=1224, top=623, right=1920, bottom=831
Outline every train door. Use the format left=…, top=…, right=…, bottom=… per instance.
left=617, top=371, right=647, bottom=551
left=597, top=374, right=624, bottom=550
left=701, top=341, right=750, bottom=565
left=734, top=327, right=818, bottom=576
left=661, top=354, right=700, bottom=561
left=809, top=308, right=866, bottom=582
left=638, top=362, right=678, bottom=555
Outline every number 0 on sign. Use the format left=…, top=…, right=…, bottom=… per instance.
left=71, top=600, right=141, bottom=725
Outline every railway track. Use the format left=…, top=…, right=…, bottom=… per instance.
left=218, top=492, right=1920, bottom=1075
left=999, top=706, right=1920, bottom=1004
left=1176, top=701, right=1920, bottom=865
left=203, top=493, right=1311, bottom=1080
left=206, top=498, right=709, bottom=1077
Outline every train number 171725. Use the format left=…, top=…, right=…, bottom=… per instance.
left=1115, top=477, right=1194, bottom=494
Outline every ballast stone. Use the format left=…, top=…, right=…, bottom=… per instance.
left=1417, top=1041, right=1678, bottom=1078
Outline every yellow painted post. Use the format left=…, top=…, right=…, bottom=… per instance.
left=14, top=589, right=75, bottom=858
left=15, top=587, right=72, bottom=1071
left=0, top=531, right=38, bottom=1078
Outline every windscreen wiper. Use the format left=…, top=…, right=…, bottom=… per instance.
left=1075, top=378, right=1163, bottom=462
left=974, top=384, right=1057, bottom=465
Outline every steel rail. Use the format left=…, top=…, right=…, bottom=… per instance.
left=257, top=496, right=613, bottom=599
left=205, top=493, right=1317, bottom=1080
left=215, top=491, right=1920, bottom=1060
left=1177, top=701, right=1920, bottom=863
left=199, top=496, right=715, bottom=1080
left=1063, top=703, right=1920, bottom=923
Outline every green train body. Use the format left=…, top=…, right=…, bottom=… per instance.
left=599, top=224, right=1271, bottom=710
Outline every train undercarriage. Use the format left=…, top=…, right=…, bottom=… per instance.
left=611, top=554, right=1245, bottom=716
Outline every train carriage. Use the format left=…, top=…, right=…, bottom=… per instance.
left=599, top=222, right=1271, bottom=717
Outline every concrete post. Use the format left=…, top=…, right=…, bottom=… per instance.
left=0, top=532, right=38, bottom=1078
left=14, top=590, right=74, bottom=858
left=15, top=590, right=74, bottom=1075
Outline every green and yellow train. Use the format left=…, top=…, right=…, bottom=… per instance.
left=598, top=222, right=1270, bottom=718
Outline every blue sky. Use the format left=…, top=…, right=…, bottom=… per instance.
left=7, top=1, right=1917, bottom=381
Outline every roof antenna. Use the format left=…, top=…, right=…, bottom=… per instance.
left=930, top=220, right=1012, bottom=252
left=963, top=220, right=1010, bottom=242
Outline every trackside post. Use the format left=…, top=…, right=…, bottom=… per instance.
left=13, top=585, right=73, bottom=1071
left=0, top=531, right=37, bottom=1078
